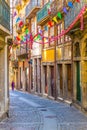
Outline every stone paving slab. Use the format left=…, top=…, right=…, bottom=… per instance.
left=57, top=123, right=87, bottom=130
left=1, top=91, right=87, bottom=130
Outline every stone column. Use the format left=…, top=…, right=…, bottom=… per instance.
left=4, top=44, right=9, bottom=112
left=0, top=48, right=5, bottom=112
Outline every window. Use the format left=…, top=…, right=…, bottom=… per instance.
left=65, top=35, right=71, bottom=42
left=43, top=25, right=49, bottom=48
left=57, top=23, right=63, bottom=44
left=49, top=26, right=54, bottom=46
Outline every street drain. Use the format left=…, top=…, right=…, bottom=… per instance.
left=40, top=109, right=47, bottom=111
left=45, top=115, right=57, bottom=118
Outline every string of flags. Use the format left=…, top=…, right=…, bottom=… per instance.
left=13, top=0, right=84, bottom=46
left=47, top=0, right=80, bottom=27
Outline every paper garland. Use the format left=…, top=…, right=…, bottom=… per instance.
left=47, top=0, right=81, bottom=27
left=15, top=0, right=82, bottom=45
left=16, top=17, right=21, bottom=23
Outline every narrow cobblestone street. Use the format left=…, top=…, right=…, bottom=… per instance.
left=0, top=90, right=87, bottom=130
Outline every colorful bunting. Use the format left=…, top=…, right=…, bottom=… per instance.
left=25, top=29, right=29, bottom=35
left=63, top=7, right=68, bottom=14
left=52, top=16, right=58, bottom=23
left=19, top=21, right=23, bottom=27
left=57, top=12, right=62, bottom=19
left=14, top=0, right=83, bottom=46
left=47, top=3, right=51, bottom=9
left=16, top=17, right=21, bottom=23
left=68, top=1, right=73, bottom=8
left=48, top=21, right=53, bottom=27
left=76, top=0, right=80, bottom=2
left=16, top=36, right=20, bottom=41
left=13, top=11, right=17, bottom=18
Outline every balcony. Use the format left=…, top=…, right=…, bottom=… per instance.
left=15, top=0, right=22, bottom=11
left=25, top=0, right=41, bottom=19
left=64, top=0, right=87, bottom=29
left=50, top=0, right=63, bottom=17
left=37, top=2, right=50, bottom=24
left=16, top=44, right=28, bottom=59
left=0, top=0, right=10, bottom=33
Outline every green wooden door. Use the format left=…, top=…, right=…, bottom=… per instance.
left=76, top=62, right=81, bottom=102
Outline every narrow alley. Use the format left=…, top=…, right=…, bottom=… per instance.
left=0, top=90, right=87, bottom=130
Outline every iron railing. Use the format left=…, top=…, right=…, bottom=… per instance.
left=25, top=0, right=41, bottom=17
left=0, top=0, right=10, bottom=30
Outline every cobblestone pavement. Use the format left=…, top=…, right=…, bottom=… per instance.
left=0, top=90, right=87, bottom=130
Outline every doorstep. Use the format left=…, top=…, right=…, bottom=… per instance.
left=0, top=111, right=8, bottom=122
left=57, top=97, right=72, bottom=106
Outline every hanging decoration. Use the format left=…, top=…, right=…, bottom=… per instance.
left=25, top=28, right=29, bottom=35
left=63, top=7, right=68, bottom=14
left=16, top=17, right=21, bottom=23
left=14, top=1, right=85, bottom=46
left=19, top=21, right=24, bottom=27
left=57, top=12, right=62, bottom=19
left=52, top=16, right=58, bottom=23
left=16, top=36, right=20, bottom=41
left=47, top=3, right=51, bottom=14
left=76, top=0, right=80, bottom=2
left=13, top=11, right=17, bottom=18
left=68, top=1, right=73, bottom=8
left=48, top=21, right=54, bottom=27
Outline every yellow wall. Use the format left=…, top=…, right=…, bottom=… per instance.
left=42, top=49, right=54, bottom=62
left=56, top=47, right=62, bottom=60
left=81, top=61, right=87, bottom=82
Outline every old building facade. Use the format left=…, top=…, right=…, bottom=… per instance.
left=0, top=0, right=10, bottom=119
left=13, top=0, right=87, bottom=111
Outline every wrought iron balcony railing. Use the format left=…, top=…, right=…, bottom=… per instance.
left=37, top=2, right=49, bottom=23
left=25, top=0, right=41, bottom=18
left=16, top=44, right=29, bottom=58
left=65, top=0, right=87, bottom=29
left=0, top=0, right=10, bottom=31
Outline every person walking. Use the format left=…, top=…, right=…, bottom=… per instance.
left=11, top=80, right=15, bottom=91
